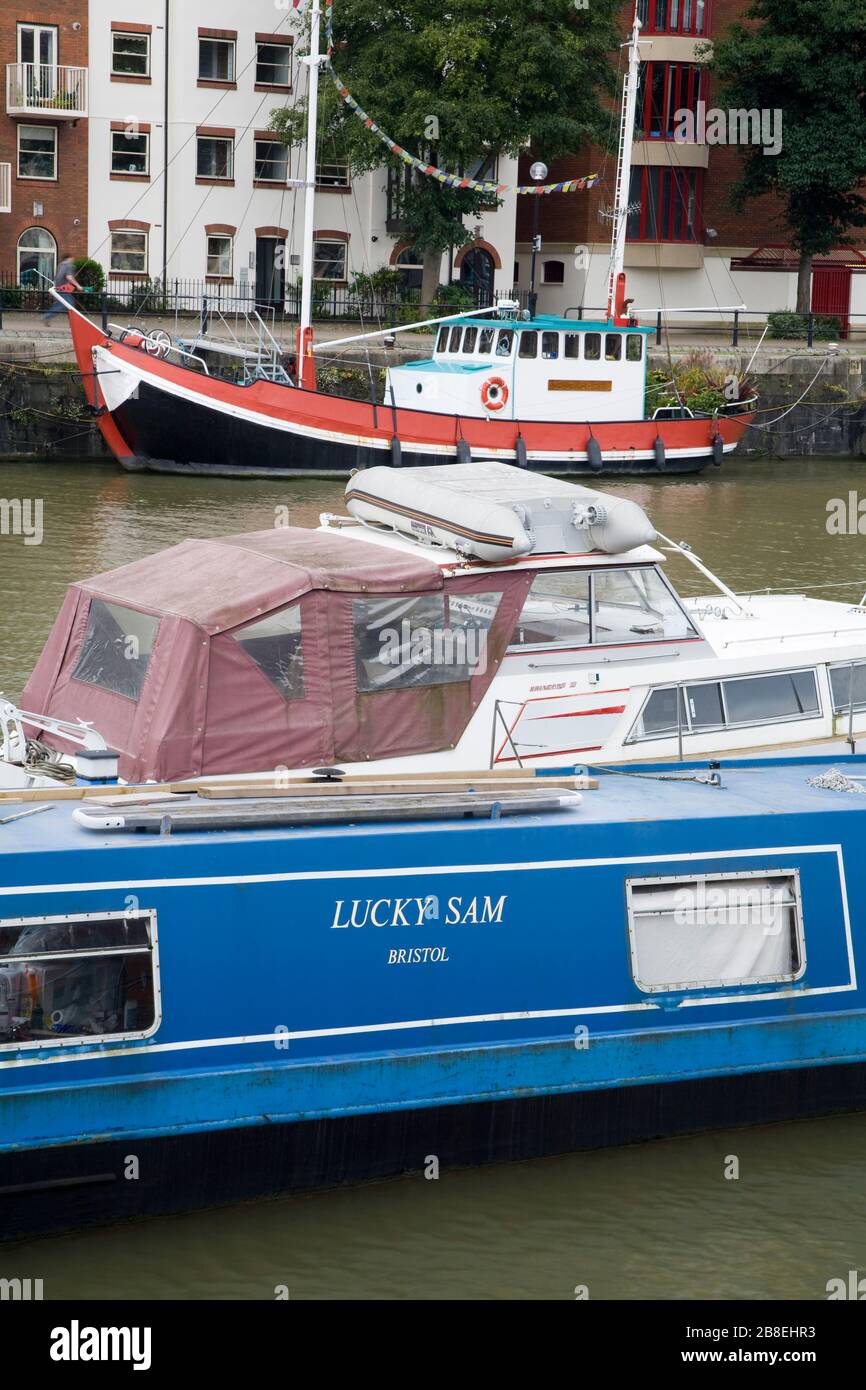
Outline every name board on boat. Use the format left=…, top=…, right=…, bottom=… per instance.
left=548, top=379, right=613, bottom=392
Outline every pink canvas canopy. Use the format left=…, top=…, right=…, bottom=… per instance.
left=22, top=527, right=532, bottom=783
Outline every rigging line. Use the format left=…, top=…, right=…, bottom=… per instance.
left=746, top=358, right=831, bottom=427
left=88, top=8, right=296, bottom=267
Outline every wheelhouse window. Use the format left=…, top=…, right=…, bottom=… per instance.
left=199, top=38, right=236, bottom=83
left=605, top=334, right=622, bottom=361
left=626, top=870, right=804, bottom=994
left=519, top=331, right=538, bottom=359
left=0, top=910, right=158, bottom=1048
left=478, top=328, right=495, bottom=353
left=254, top=138, right=288, bottom=183
left=256, top=39, right=292, bottom=88
left=495, top=330, right=514, bottom=357
left=627, top=166, right=702, bottom=243
left=111, top=129, right=149, bottom=176
left=542, top=332, right=559, bottom=360
left=462, top=327, right=478, bottom=353
left=353, top=592, right=502, bottom=692
left=197, top=136, right=234, bottom=180
left=630, top=668, right=821, bottom=741
left=584, top=333, right=601, bottom=361
left=73, top=600, right=159, bottom=700
left=111, top=30, right=150, bottom=78
left=627, top=334, right=644, bottom=362
left=206, top=233, right=233, bottom=278
left=18, top=124, right=57, bottom=179
left=829, top=661, right=866, bottom=714
left=510, top=567, right=695, bottom=651
left=233, top=605, right=303, bottom=700
left=564, top=333, right=581, bottom=359
left=110, top=228, right=148, bottom=274
left=449, top=326, right=463, bottom=351
left=313, top=239, right=347, bottom=281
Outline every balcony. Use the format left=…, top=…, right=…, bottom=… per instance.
left=6, top=64, right=88, bottom=119
left=0, top=163, right=10, bottom=213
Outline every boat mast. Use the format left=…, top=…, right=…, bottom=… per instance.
left=606, top=11, right=643, bottom=323
left=297, top=0, right=323, bottom=389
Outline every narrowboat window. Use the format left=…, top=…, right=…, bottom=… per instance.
left=510, top=573, right=591, bottom=647
left=232, top=604, right=304, bottom=701
left=0, top=910, right=158, bottom=1049
left=436, top=327, right=449, bottom=353
left=73, top=600, right=159, bottom=701
left=724, top=670, right=819, bottom=726
left=626, top=334, right=643, bottom=362
left=519, top=331, right=538, bottom=359
left=478, top=328, right=495, bottom=354
left=626, top=871, right=804, bottom=994
left=830, top=661, right=866, bottom=713
left=605, top=334, right=622, bottom=361
left=564, top=334, right=581, bottom=360
left=449, top=327, right=463, bottom=351
left=542, top=332, right=559, bottom=360
left=462, top=327, right=478, bottom=353
left=584, top=333, right=601, bottom=361
left=353, top=592, right=501, bottom=692
left=496, top=330, right=514, bottom=357
left=592, top=567, right=697, bottom=644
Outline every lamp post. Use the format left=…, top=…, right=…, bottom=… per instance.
left=528, top=160, right=547, bottom=318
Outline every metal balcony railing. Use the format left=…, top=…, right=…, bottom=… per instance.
left=6, top=63, right=88, bottom=119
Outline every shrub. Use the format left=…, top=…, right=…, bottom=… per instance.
left=768, top=310, right=841, bottom=340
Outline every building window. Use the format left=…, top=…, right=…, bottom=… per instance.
left=199, top=38, right=236, bottom=83
left=254, top=139, right=288, bottom=183
left=313, top=238, right=347, bottom=281
left=111, top=31, right=150, bottom=78
left=635, top=61, right=704, bottom=140
left=17, top=22, right=57, bottom=69
left=394, top=246, right=423, bottom=293
left=0, top=909, right=159, bottom=1050
left=233, top=606, right=303, bottom=700
left=17, top=227, right=56, bottom=285
left=109, top=228, right=148, bottom=275
left=626, top=870, right=804, bottom=995
left=74, top=600, right=158, bottom=698
left=542, top=260, right=565, bottom=285
left=626, top=166, right=703, bottom=243
left=197, top=136, right=234, bottom=181
left=111, top=129, right=149, bottom=176
left=17, top=124, right=57, bottom=180
left=316, top=161, right=350, bottom=189
left=636, top=0, right=707, bottom=36
left=206, top=233, right=233, bottom=278
left=256, top=40, right=291, bottom=87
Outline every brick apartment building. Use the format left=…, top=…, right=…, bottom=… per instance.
left=516, top=0, right=866, bottom=328
left=0, top=3, right=88, bottom=287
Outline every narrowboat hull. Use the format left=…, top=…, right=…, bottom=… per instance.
left=69, top=311, right=754, bottom=479
left=2, top=756, right=866, bottom=1240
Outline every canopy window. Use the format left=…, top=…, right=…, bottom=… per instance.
left=72, top=601, right=159, bottom=701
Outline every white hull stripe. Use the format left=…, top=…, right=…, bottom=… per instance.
left=0, top=844, right=853, bottom=1069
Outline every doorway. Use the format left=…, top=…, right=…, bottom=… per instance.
left=255, top=236, right=286, bottom=311
left=811, top=266, right=851, bottom=338
left=459, top=248, right=495, bottom=308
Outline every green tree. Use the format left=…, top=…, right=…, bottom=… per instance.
left=709, top=0, right=866, bottom=315
left=270, top=0, right=621, bottom=304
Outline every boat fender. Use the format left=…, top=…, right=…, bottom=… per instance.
left=481, top=377, right=509, bottom=412
left=390, top=437, right=402, bottom=468
left=514, top=435, right=528, bottom=469
left=712, top=433, right=724, bottom=467
left=587, top=436, right=603, bottom=472
left=654, top=436, right=666, bottom=472
left=456, top=438, right=472, bottom=464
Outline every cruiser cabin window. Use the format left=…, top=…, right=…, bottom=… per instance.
left=73, top=600, right=159, bottom=701
left=509, top=567, right=695, bottom=651
left=626, top=870, right=804, bottom=994
left=830, top=661, right=866, bottom=714
left=630, top=668, right=821, bottom=741
left=0, top=910, right=159, bottom=1049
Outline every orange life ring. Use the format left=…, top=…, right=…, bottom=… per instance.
left=481, top=376, right=509, bottom=411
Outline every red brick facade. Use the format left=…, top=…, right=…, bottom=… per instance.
left=0, top=2, right=88, bottom=281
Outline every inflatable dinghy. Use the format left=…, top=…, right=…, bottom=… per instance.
left=345, top=462, right=657, bottom=562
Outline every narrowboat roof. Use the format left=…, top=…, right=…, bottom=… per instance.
left=1, top=757, right=866, bottom=857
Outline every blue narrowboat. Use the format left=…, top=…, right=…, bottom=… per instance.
left=2, top=755, right=866, bottom=1239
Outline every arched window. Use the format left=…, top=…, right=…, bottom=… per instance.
left=459, top=247, right=495, bottom=307
left=17, top=227, right=57, bottom=286
left=394, top=246, right=423, bottom=294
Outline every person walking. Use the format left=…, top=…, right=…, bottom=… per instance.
left=43, top=254, right=83, bottom=323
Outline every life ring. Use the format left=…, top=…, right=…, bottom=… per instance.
left=481, top=376, right=509, bottom=412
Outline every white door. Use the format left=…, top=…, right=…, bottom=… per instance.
left=18, top=25, right=57, bottom=103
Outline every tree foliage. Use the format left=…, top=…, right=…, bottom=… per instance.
left=710, top=0, right=866, bottom=308
left=270, top=0, right=622, bottom=268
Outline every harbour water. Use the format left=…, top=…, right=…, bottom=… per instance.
left=2, top=454, right=866, bottom=1299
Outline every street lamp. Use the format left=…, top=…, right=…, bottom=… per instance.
left=528, top=160, right=548, bottom=318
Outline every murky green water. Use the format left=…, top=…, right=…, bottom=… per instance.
left=2, top=454, right=866, bottom=1299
